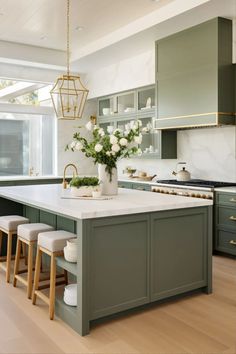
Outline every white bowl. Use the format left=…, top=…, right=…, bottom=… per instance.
left=64, top=238, right=77, bottom=263
left=64, top=284, right=77, bottom=306
left=64, top=246, right=77, bottom=263
left=92, top=190, right=102, bottom=198
left=102, top=108, right=110, bottom=115
left=70, top=186, right=95, bottom=197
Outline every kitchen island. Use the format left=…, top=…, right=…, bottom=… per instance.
left=0, top=184, right=213, bottom=336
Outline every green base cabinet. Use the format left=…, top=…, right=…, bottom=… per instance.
left=214, top=192, right=236, bottom=256
left=89, top=214, right=150, bottom=320
left=0, top=194, right=212, bottom=336
left=151, top=208, right=211, bottom=300
left=118, top=181, right=151, bottom=191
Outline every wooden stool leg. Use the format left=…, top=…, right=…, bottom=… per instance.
left=6, top=232, right=13, bottom=283
left=13, top=238, right=22, bottom=287
left=49, top=253, right=56, bottom=320
left=32, top=247, right=42, bottom=305
left=22, top=243, right=27, bottom=266
left=64, top=269, right=68, bottom=285
left=27, top=242, right=34, bottom=299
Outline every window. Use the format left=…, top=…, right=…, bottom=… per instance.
left=0, top=79, right=56, bottom=177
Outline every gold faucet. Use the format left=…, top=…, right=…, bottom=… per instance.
left=63, top=163, right=78, bottom=189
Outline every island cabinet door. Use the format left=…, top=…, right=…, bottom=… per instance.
left=88, top=214, right=150, bottom=320
left=150, top=208, right=208, bottom=302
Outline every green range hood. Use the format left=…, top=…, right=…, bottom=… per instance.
left=155, top=17, right=235, bottom=130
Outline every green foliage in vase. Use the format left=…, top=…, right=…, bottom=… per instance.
left=70, top=176, right=100, bottom=188
left=66, top=120, right=143, bottom=180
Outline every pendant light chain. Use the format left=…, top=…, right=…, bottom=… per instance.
left=67, top=0, right=70, bottom=77
left=50, top=0, right=89, bottom=119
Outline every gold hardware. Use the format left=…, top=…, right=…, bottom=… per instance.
left=63, top=163, right=78, bottom=189
left=90, top=116, right=97, bottom=125
left=50, top=0, right=88, bottom=120
left=229, top=240, right=236, bottom=245
left=230, top=198, right=236, bottom=202
left=156, top=112, right=234, bottom=121
left=229, top=216, right=236, bottom=221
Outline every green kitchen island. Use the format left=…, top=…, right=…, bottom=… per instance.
left=0, top=184, right=213, bottom=336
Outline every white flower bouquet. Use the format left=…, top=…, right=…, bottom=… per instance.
left=67, top=120, right=143, bottom=180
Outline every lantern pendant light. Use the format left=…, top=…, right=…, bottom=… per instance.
left=50, top=0, right=89, bottom=120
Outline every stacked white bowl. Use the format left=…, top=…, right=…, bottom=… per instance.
left=64, top=284, right=77, bottom=306
left=64, top=238, right=77, bottom=263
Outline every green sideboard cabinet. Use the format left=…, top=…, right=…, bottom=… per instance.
left=155, top=17, right=235, bottom=129
left=118, top=180, right=151, bottom=191
left=98, top=85, right=177, bottom=159
left=214, top=191, right=236, bottom=256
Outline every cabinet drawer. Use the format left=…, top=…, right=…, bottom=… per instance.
left=217, top=206, right=236, bottom=228
left=216, top=193, right=236, bottom=207
left=132, top=183, right=151, bottom=191
left=118, top=181, right=133, bottom=189
left=215, top=229, right=236, bottom=255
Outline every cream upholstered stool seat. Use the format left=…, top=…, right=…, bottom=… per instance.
left=32, top=230, right=76, bottom=320
left=13, top=223, right=54, bottom=299
left=0, top=215, right=29, bottom=282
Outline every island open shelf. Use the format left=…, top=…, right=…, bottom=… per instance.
left=0, top=184, right=213, bottom=336
left=56, top=256, right=77, bottom=277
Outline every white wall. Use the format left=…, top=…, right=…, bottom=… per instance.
left=57, top=99, right=97, bottom=176
left=85, top=50, right=155, bottom=99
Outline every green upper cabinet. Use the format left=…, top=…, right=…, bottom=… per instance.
left=97, top=85, right=177, bottom=159
left=155, top=17, right=235, bottom=130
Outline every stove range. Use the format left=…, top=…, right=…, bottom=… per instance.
left=152, top=179, right=236, bottom=200
left=156, top=179, right=236, bottom=189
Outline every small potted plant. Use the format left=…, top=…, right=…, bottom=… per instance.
left=70, top=176, right=100, bottom=197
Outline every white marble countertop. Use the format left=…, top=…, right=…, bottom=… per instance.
left=214, top=187, right=236, bottom=193
left=0, top=184, right=213, bottom=219
left=0, top=175, right=62, bottom=182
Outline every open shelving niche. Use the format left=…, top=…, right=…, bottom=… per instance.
left=55, top=256, right=79, bottom=331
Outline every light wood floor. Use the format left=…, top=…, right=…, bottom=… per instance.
left=0, top=255, right=236, bottom=354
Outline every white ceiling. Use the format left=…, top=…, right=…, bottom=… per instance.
left=0, top=0, right=235, bottom=73
left=0, top=0, right=174, bottom=51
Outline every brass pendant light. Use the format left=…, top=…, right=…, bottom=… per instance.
left=50, top=0, right=89, bottom=120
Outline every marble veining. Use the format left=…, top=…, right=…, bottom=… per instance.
left=118, top=126, right=236, bottom=182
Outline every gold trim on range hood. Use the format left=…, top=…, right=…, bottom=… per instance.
left=154, top=112, right=236, bottom=130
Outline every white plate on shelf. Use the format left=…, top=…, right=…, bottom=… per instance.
left=64, top=284, right=77, bottom=306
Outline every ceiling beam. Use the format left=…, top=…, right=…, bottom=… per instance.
left=0, top=82, right=45, bottom=100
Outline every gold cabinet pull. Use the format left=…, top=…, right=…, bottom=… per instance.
left=229, top=216, right=236, bottom=221
left=229, top=240, right=236, bottom=245
left=230, top=198, right=236, bottom=202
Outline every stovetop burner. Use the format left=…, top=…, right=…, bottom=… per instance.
left=156, top=179, right=236, bottom=188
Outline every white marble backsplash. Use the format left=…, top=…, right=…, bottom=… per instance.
left=57, top=99, right=97, bottom=176
left=118, top=126, right=236, bottom=182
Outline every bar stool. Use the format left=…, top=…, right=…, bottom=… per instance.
left=13, top=223, right=54, bottom=299
left=0, top=215, right=29, bottom=282
left=32, top=230, right=76, bottom=320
